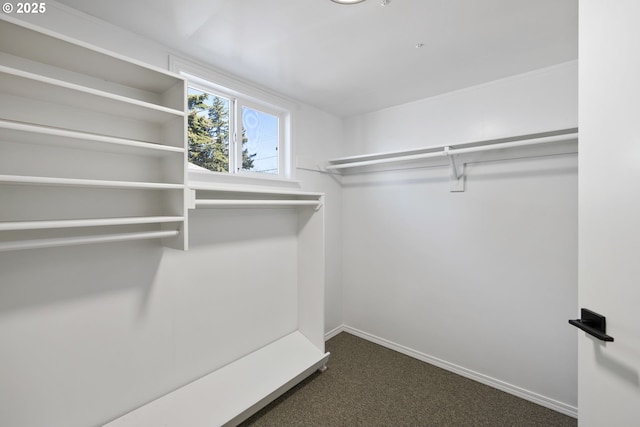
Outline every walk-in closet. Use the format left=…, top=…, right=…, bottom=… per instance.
left=2, top=1, right=638, bottom=426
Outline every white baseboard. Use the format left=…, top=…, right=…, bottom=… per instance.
left=324, top=324, right=345, bottom=341
left=326, top=324, right=577, bottom=419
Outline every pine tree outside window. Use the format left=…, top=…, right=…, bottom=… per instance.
left=187, top=84, right=283, bottom=176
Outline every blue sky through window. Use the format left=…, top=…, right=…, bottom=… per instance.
left=242, top=106, right=278, bottom=174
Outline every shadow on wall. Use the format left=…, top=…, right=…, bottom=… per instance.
left=0, top=239, right=165, bottom=316
left=594, top=341, right=640, bottom=388
left=188, top=208, right=299, bottom=247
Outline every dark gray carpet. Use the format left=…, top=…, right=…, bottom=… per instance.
left=241, top=332, right=576, bottom=427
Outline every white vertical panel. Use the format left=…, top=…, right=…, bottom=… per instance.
left=174, top=208, right=299, bottom=385
left=297, top=199, right=326, bottom=351
left=578, top=1, right=640, bottom=425
left=294, top=105, right=344, bottom=334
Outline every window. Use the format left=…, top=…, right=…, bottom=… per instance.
left=240, top=104, right=279, bottom=174
left=187, top=85, right=282, bottom=176
left=187, top=87, right=231, bottom=173
left=183, top=74, right=289, bottom=179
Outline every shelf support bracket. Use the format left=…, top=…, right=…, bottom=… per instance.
left=188, top=189, right=197, bottom=210
left=444, top=146, right=465, bottom=192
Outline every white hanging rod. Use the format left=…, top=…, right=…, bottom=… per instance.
left=0, top=174, right=184, bottom=190
left=326, top=131, right=578, bottom=170
left=0, top=230, right=179, bottom=252
left=0, top=216, right=185, bottom=231
left=195, top=199, right=321, bottom=208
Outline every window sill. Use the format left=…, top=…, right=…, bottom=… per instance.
left=188, top=166, right=302, bottom=193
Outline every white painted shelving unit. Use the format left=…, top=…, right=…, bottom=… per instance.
left=0, top=17, right=188, bottom=251
left=105, top=182, right=329, bottom=426
left=1, top=16, right=328, bottom=426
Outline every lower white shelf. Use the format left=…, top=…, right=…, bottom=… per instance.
left=0, top=230, right=179, bottom=252
left=104, top=331, right=330, bottom=427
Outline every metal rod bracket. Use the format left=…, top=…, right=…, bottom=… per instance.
left=445, top=146, right=465, bottom=192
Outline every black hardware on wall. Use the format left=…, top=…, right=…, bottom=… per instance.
left=569, top=308, right=614, bottom=342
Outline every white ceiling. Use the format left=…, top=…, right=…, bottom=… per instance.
left=55, top=0, right=578, bottom=117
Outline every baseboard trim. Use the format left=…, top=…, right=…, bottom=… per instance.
left=324, top=324, right=345, bottom=341
left=339, top=325, right=578, bottom=419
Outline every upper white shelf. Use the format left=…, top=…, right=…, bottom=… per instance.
left=0, top=17, right=188, bottom=252
left=0, top=66, right=185, bottom=124
left=326, top=129, right=579, bottom=171
left=0, top=17, right=184, bottom=103
left=0, top=119, right=185, bottom=156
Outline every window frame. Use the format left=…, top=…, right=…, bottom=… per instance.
left=170, top=56, right=294, bottom=183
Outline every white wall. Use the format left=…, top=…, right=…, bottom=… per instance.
left=344, top=61, right=577, bottom=154
left=0, top=3, right=343, bottom=427
left=0, top=212, right=299, bottom=426
left=341, top=62, right=578, bottom=414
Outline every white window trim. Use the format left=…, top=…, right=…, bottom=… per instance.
left=170, top=55, right=296, bottom=185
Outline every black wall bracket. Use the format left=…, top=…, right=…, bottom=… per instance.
left=569, top=308, right=614, bottom=342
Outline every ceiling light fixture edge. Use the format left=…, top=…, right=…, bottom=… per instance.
left=330, top=0, right=367, bottom=4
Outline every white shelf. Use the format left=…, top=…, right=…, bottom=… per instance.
left=189, top=183, right=323, bottom=198
left=104, top=331, right=330, bottom=427
left=0, top=175, right=184, bottom=190
left=0, top=66, right=185, bottom=124
left=0, top=120, right=185, bottom=156
left=0, top=230, right=179, bottom=252
left=0, top=18, right=188, bottom=251
left=0, top=216, right=185, bottom=232
left=327, top=129, right=579, bottom=170
left=191, top=184, right=324, bottom=210
left=0, top=17, right=183, bottom=99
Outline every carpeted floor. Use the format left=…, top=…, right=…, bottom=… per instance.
left=241, top=332, right=577, bottom=427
